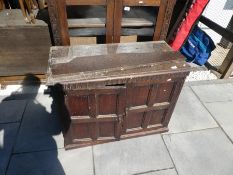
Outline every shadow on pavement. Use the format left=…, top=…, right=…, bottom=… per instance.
left=0, top=73, right=65, bottom=175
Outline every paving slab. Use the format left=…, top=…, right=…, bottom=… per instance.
left=0, top=96, right=7, bottom=103
left=167, top=87, right=218, bottom=134
left=0, top=123, right=19, bottom=175
left=205, top=101, right=233, bottom=142
left=94, top=134, right=173, bottom=175
left=191, top=83, right=233, bottom=103
left=163, top=128, right=233, bottom=175
left=0, top=100, right=27, bottom=123
left=7, top=147, right=94, bottom=175
left=141, top=169, right=177, bottom=175
left=14, top=94, right=64, bottom=153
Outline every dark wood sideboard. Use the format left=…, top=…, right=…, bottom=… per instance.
left=47, top=41, right=191, bottom=149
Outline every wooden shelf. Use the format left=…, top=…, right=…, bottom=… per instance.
left=69, top=27, right=154, bottom=37
left=123, top=0, right=160, bottom=6
left=122, top=27, right=154, bottom=36
left=68, top=17, right=153, bottom=28
left=68, top=18, right=105, bottom=28
left=69, top=28, right=106, bottom=36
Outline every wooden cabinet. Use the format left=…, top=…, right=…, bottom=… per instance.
left=47, top=41, right=191, bottom=149
left=47, top=0, right=176, bottom=45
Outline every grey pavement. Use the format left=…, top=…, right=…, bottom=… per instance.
left=0, top=123, right=19, bottom=175
left=163, top=128, right=233, bottom=175
left=204, top=101, right=233, bottom=142
left=167, top=86, right=218, bottom=134
left=93, top=134, right=173, bottom=175
left=13, top=95, right=64, bottom=153
left=1, top=79, right=233, bottom=175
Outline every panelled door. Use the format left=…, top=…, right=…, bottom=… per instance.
left=122, top=80, right=184, bottom=137
left=64, top=86, right=126, bottom=147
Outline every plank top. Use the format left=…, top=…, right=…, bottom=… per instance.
left=47, top=41, right=191, bottom=86
left=0, top=10, right=47, bottom=27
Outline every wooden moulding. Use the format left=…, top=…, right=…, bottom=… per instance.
left=48, top=0, right=70, bottom=45
left=153, top=0, right=176, bottom=41
left=47, top=41, right=191, bottom=149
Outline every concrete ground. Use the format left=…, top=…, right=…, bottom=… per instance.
left=1, top=79, right=233, bottom=175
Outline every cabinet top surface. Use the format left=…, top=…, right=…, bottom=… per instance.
left=0, top=10, right=47, bottom=27
left=47, top=41, right=191, bottom=85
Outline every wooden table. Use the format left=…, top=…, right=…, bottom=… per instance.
left=0, top=9, right=51, bottom=79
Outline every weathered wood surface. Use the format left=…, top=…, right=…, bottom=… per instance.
left=47, top=41, right=190, bottom=87
left=0, top=10, right=51, bottom=77
left=0, top=9, right=45, bottom=27
left=47, top=41, right=191, bottom=149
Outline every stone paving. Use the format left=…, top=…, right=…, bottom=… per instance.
left=0, top=79, right=233, bottom=175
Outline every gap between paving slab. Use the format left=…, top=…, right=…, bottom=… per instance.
left=203, top=101, right=233, bottom=144
left=6, top=147, right=94, bottom=175
left=93, top=134, right=174, bottom=175
left=163, top=128, right=233, bottom=175
left=190, top=82, right=233, bottom=103
left=133, top=168, right=178, bottom=175
left=189, top=86, right=233, bottom=146
left=165, top=86, right=218, bottom=134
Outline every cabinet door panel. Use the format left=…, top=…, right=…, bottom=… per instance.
left=65, top=86, right=126, bottom=145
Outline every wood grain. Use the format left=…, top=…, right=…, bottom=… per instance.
left=66, top=0, right=107, bottom=5
left=47, top=41, right=191, bottom=149
left=106, top=0, right=114, bottom=43
left=48, top=0, right=70, bottom=45
left=0, top=10, right=51, bottom=77
left=123, top=0, right=160, bottom=6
